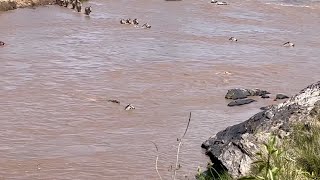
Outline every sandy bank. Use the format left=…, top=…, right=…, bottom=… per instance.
left=0, top=0, right=55, bottom=11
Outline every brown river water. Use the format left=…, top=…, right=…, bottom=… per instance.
left=1, top=0, right=320, bottom=179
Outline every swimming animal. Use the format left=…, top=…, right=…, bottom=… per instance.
left=58, top=0, right=64, bottom=6
left=126, top=18, right=133, bottom=24
left=84, top=6, right=92, bottom=15
left=142, top=23, right=151, bottom=29
left=211, top=0, right=228, bottom=5
left=120, top=19, right=126, bottom=24
left=229, top=37, right=237, bottom=42
left=0, top=41, right=5, bottom=46
left=133, top=18, right=139, bottom=25
left=71, top=0, right=76, bottom=9
left=125, top=104, right=135, bottom=110
left=283, top=41, right=294, bottom=47
left=76, top=1, right=82, bottom=12
left=64, top=0, right=69, bottom=7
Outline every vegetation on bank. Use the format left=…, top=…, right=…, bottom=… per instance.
left=196, top=117, right=320, bottom=180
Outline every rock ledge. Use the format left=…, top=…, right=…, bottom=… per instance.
left=202, top=81, right=320, bottom=178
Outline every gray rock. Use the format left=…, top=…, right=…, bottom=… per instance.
left=261, top=94, right=270, bottom=99
left=225, top=88, right=270, bottom=100
left=202, top=81, right=320, bottom=178
left=260, top=105, right=274, bottom=111
left=225, top=88, right=250, bottom=100
left=275, top=93, right=289, bottom=100
left=227, top=99, right=256, bottom=107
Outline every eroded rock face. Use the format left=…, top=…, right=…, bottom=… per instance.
left=202, top=81, right=320, bottom=178
left=225, top=88, right=270, bottom=100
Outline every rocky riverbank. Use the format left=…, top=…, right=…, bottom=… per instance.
left=201, top=81, right=320, bottom=178
left=0, top=0, right=54, bottom=11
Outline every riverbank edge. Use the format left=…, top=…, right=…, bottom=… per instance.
left=201, top=81, right=320, bottom=178
left=0, top=0, right=56, bottom=11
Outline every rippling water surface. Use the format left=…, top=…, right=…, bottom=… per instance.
left=1, top=0, right=320, bottom=179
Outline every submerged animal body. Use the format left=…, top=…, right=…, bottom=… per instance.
left=84, top=6, right=92, bottom=15
left=229, top=37, right=237, bottom=42
left=0, top=41, right=5, bottom=46
left=283, top=41, right=295, bottom=47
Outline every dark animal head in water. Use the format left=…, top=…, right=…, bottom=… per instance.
left=85, top=6, right=92, bottom=15
left=142, top=23, right=151, bottom=29
left=76, top=1, right=82, bottom=12
left=133, top=18, right=139, bottom=25
left=229, top=37, right=237, bottom=42
left=120, top=19, right=126, bottom=24
left=0, top=41, right=5, bottom=46
left=283, top=41, right=294, bottom=47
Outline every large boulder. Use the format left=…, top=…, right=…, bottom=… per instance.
left=225, top=88, right=270, bottom=100
left=275, top=93, right=290, bottom=100
left=202, top=81, right=320, bottom=178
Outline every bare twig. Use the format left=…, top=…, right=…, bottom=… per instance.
left=173, top=112, right=192, bottom=180
left=151, top=141, right=163, bottom=180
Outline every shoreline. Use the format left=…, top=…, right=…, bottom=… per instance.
left=0, top=0, right=55, bottom=11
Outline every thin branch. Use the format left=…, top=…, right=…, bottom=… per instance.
left=151, top=141, right=163, bottom=180
left=173, top=112, right=192, bottom=180
left=182, top=112, right=192, bottom=139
